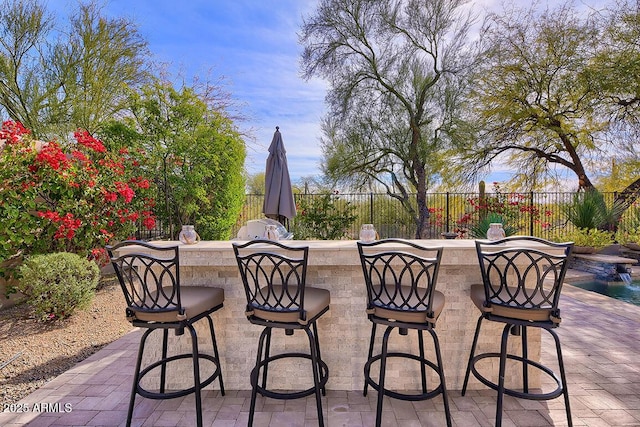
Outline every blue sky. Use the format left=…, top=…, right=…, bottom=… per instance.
left=50, top=0, right=604, bottom=185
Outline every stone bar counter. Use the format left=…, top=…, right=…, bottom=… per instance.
left=126, top=239, right=541, bottom=392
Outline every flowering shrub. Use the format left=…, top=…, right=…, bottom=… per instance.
left=456, top=182, right=549, bottom=237
left=0, top=120, right=156, bottom=266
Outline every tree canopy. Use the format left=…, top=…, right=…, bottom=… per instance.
left=101, top=79, right=246, bottom=240
left=0, top=0, right=149, bottom=139
left=460, top=1, right=640, bottom=203
left=300, top=0, right=477, bottom=238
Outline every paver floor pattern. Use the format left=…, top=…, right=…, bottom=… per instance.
left=1, top=282, right=640, bottom=426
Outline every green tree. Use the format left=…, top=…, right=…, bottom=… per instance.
left=0, top=0, right=149, bottom=138
left=118, top=79, right=246, bottom=240
left=462, top=1, right=640, bottom=207
left=300, top=0, right=477, bottom=238
left=246, top=172, right=265, bottom=195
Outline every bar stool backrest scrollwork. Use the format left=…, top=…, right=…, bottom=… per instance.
left=475, top=236, right=574, bottom=325
left=359, top=239, right=444, bottom=326
left=233, top=239, right=311, bottom=325
left=108, top=240, right=185, bottom=322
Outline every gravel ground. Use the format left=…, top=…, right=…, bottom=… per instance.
left=0, top=278, right=133, bottom=406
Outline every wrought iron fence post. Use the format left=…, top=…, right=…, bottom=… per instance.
left=369, top=192, right=374, bottom=224
left=529, top=191, right=534, bottom=236
left=446, top=192, right=450, bottom=233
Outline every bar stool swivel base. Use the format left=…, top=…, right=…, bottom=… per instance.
left=249, top=324, right=329, bottom=427
left=462, top=319, right=572, bottom=427
left=363, top=323, right=452, bottom=427
left=130, top=316, right=225, bottom=427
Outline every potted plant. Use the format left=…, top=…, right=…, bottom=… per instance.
left=553, top=228, right=614, bottom=254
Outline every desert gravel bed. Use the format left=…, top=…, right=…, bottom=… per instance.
left=0, top=279, right=132, bottom=406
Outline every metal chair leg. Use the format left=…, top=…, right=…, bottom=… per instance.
left=364, top=322, right=377, bottom=396
left=521, top=325, right=529, bottom=394
left=418, top=330, right=427, bottom=394
left=375, top=326, right=394, bottom=427
left=187, top=323, right=203, bottom=427
left=160, top=329, right=169, bottom=394
left=496, top=323, right=512, bottom=427
left=312, top=321, right=327, bottom=395
left=206, top=314, right=225, bottom=395
left=549, top=328, right=573, bottom=427
left=429, top=329, right=452, bottom=427
left=261, top=328, right=272, bottom=389
left=127, top=329, right=153, bottom=427
left=462, top=316, right=484, bottom=395
left=249, top=327, right=270, bottom=427
left=305, top=326, right=325, bottom=427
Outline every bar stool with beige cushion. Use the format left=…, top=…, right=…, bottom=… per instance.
left=358, top=239, right=451, bottom=427
left=107, top=240, right=225, bottom=427
left=461, top=236, right=573, bottom=427
left=233, top=239, right=330, bottom=427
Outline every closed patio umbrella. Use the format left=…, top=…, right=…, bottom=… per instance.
left=263, top=126, right=296, bottom=223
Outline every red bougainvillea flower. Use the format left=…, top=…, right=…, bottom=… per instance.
left=98, top=158, right=125, bottom=175
left=115, top=181, right=135, bottom=203
left=103, top=190, right=118, bottom=203
left=142, top=216, right=156, bottom=230
left=71, top=149, right=89, bottom=163
left=0, top=120, right=30, bottom=143
left=35, top=142, right=70, bottom=170
left=74, top=130, right=106, bottom=153
left=130, top=176, right=150, bottom=189
left=37, top=210, right=62, bottom=221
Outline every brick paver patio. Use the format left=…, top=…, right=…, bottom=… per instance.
left=2, top=273, right=640, bottom=426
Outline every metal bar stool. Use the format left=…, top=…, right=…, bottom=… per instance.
left=461, top=236, right=574, bottom=427
left=107, top=240, right=225, bottom=427
left=233, top=239, right=330, bottom=427
left=358, top=239, right=451, bottom=427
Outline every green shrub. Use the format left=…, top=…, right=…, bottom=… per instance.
left=563, top=189, right=623, bottom=231
left=292, top=193, right=358, bottom=240
left=615, top=226, right=640, bottom=247
left=552, top=228, right=614, bottom=250
left=17, top=252, right=100, bottom=320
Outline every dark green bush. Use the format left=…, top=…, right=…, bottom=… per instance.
left=17, top=252, right=100, bottom=320
left=292, top=193, right=358, bottom=240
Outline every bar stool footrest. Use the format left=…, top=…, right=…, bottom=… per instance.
left=137, top=353, right=223, bottom=400
left=469, top=352, right=565, bottom=401
left=364, top=352, right=445, bottom=401
left=251, top=351, right=329, bottom=400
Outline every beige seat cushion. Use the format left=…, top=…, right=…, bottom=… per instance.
left=371, top=286, right=445, bottom=324
left=251, top=285, right=330, bottom=324
left=131, top=286, right=224, bottom=323
left=470, top=283, right=554, bottom=322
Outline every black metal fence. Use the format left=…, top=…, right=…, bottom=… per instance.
left=138, top=191, right=640, bottom=240
left=232, top=191, right=639, bottom=240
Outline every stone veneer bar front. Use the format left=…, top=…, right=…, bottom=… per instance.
left=122, top=239, right=543, bottom=393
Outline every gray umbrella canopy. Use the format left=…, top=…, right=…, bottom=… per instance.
left=263, top=127, right=296, bottom=221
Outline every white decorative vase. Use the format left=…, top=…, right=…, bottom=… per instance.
left=486, top=223, right=506, bottom=241
left=178, top=225, right=200, bottom=244
left=359, top=224, right=377, bottom=242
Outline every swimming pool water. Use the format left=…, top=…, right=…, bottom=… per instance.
left=570, top=280, right=640, bottom=306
